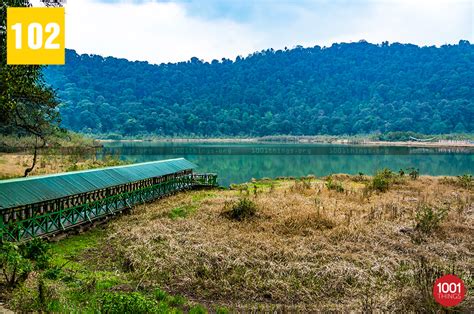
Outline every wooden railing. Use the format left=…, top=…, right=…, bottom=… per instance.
left=192, top=173, right=218, bottom=187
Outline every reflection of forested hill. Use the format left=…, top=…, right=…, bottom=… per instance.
left=45, top=41, right=473, bottom=136
left=98, top=143, right=474, bottom=186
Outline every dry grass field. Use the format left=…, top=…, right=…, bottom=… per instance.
left=91, top=174, right=474, bottom=311
left=0, top=153, right=126, bottom=179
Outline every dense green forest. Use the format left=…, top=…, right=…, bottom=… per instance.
left=44, top=41, right=473, bottom=137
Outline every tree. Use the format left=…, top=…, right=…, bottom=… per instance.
left=0, top=0, right=63, bottom=176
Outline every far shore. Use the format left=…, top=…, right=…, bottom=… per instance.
left=96, top=137, right=474, bottom=148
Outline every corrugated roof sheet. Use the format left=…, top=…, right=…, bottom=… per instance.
left=0, top=158, right=196, bottom=210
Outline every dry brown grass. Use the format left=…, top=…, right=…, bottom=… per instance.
left=0, top=153, right=126, bottom=179
left=95, top=176, right=472, bottom=311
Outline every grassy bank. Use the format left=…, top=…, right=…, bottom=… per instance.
left=2, top=173, right=472, bottom=312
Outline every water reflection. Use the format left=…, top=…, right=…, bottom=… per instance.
left=100, top=143, right=474, bottom=186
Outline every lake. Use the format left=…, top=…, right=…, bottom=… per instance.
left=101, top=142, right=474, bottom=186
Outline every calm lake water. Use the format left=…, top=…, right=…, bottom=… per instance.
left=101, top=142, right=474, bottom=186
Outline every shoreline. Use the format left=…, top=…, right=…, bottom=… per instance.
left=96, top=138, right=474, bottom=148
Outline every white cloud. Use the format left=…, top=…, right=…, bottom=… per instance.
left=63, top=0, right=263, bottom=63
left=347, top=0, right=473, bottom=46
left=33, top=0, right=474, bottom=63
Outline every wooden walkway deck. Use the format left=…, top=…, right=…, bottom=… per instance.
left=1, top=173, right=217, bottom=242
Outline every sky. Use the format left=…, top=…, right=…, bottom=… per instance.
left=33, top=0, right=474, bottom=64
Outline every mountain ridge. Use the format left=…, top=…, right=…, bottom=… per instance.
left=44, top=41, right=474, bottom=136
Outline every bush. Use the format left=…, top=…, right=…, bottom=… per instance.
left=456, top=174, right=472, bottom=189
left=43, top=265, right=62, bottom=280
left=407, top=167, right=419, bottom=180
left=0, top=238, right=51, bottom=287
left=215, top=306, right=230, bottom=314
left=325, top=176, right=344, bottom=192
left=414, top=205, right=447, bottom=235
left=369, top=169, right=395, bottom=192
left=440, top=174, right=473, bottom=189
left=153, top=288, right=168, bottom=302
left=222, top=198, right=258, bottom=221
left=22, top=238, right=52, bottom=270
left=0, top=241, right=32, bottom=287
left=189, top=304, right=207, bottom=314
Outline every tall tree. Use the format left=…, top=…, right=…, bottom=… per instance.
left=0, top=0, right=62, bottom=176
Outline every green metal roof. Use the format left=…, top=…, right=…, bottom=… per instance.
left=0, top=158, right=196, bottom=210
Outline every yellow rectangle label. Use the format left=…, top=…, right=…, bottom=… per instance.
left=7, top=7, right=65, bottom=65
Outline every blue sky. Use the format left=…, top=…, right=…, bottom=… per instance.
left=34, top=0, right=473, bottom=63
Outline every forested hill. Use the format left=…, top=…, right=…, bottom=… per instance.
left=44, top=41, right=474, bottom=137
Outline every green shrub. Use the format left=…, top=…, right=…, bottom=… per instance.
left=0, top=241, right=32, bottom=287
left=325, top=176, right=344, bottom=192
left=167, top=295, right=185, bottom=307
left=407, top=167, right=419, bottom=180
left=215, top=306, right=230, bottom=314
left=414, top=205, right=447, bottom=235
left=369, top=169, right=395, bottom=192
left=456, top=174, right=472, bottom=189
left=153, top=288, right=186, bottom=308
left=189, top=304, right=208, bottom=314
left=222, top=198, right=258, bottom=221
left=153, top=288, right=168, bottom=302
left=22, top=238, right=51, bottom=270
left=291, top=179, right=312, bottom=192
left=371, top=176, right=390, bottom=192
left=440, top=174, right=473, bottom=190
left=0, top=238, right=52, bottom=287
left=43, top=265, right=62, bottom=280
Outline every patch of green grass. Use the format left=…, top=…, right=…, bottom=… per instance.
left=230, top=180, right=280, bottom=193
left=49, top=228, right=104, bottom=270
left=169, top=191, right=217, bottom=219
left=191, top=191, right=216, bottom=202
left=169, top=204, right=197, bottom=219
left=252, top=180, right=278, bottom=188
